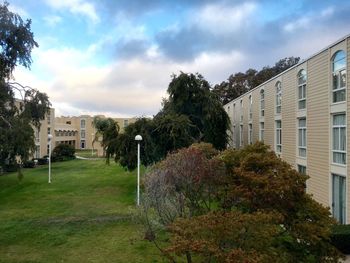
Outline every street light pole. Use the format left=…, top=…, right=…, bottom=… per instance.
left=48, top=134, right=53, bottom=183
left=134, top=135, right=142, bottom=206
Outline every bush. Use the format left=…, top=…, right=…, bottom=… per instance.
left=331, top=225, right=350, bottom=254
left=52, top=144, right=75, bottom=162
left=23, top=160, right=36, bottom=168
left=36, top=157, right=48, bottom=165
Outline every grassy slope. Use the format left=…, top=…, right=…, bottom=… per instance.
left=0, top=159, right=163, bottom=263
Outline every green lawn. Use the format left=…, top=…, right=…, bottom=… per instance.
left=0, top=159, right=164, bottom=262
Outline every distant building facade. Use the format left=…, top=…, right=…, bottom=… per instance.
left=223, top=35, right=350, bottom=224
left=54, top=115, right=137, bottom=156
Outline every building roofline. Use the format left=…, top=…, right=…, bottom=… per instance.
left=224, top=33, right=350, bottom=106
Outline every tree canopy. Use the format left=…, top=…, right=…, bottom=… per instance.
left=98, top=72, right=230, bottom=170
left=213, top=57, right=300, bottom=104
left=0, top=2, right=50, bottom=175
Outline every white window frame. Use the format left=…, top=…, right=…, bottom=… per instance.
left=275, top=120, right=282, bottom=154
left=240, top=100, right=243, bottom=122
left=80, top=119, right=86, bottom=129
left=240, top=124, right=243, bottom=147
left=275, top=82, right=282, bottom=114
left=260, top=89, right=265, bottom=117
left=332, top=50, right=346, bottom=104
left=248, top=123, right=252, bottom=144
left=298, top=70, right=307, bottom=110
left=249, top=95, right=252, bottom=120
left=259, top=122, right=264, bottom=142
left=297, top=165, right=306, bottom=175
left=124, top=119, right=129, bottom=128
left=81, top=130, right=86, bottom=139
left=332, top=173, right=346, bottom=224
left=298, top=118, right=307, bottom=158
left=80, top=140, right=86, bottom=149
left=332, top=113, right=346, bottom=165
left=233, top=103, right=236, bottom=122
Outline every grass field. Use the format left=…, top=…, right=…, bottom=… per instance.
left=0, top=159, right=164, bottom=263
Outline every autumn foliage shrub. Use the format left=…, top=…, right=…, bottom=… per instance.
left=143, top=142, right=343, bottom=263
left=143, top=143, right=223, bottom=225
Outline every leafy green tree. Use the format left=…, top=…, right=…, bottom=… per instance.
left=116, top=117, right=157, bottom=169
left=163, top=72, right=230, bottom=150
left=110, top=73, right=229, bottom=170
left=0, top=2, right=50, bottom=175
left=93, top=117, right=120, bottom=162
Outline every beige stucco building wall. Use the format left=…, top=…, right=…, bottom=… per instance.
left=224, top=35, right=350, bottom=224
left=54, top=115, right=137, bottom=156
left=33, top=108, right=55, bottom=158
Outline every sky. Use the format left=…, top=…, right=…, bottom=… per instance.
left=8, top=0, right=350, bottom=117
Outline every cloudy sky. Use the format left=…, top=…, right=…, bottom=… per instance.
left=9, top=0, right=350, bottom=117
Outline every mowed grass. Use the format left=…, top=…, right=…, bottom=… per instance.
left=0, top=159, right=164, bottom=263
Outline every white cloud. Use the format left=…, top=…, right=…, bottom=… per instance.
left=194, top=2, right=257, bottom=34
left=13, top=43, right=244, bottom=117
left=44, top=0, right=100, bottom=24
left=43, top=15, right=62, bottom=27
left=284, top=6, right=335, bottom=33
left=284, top=17, right=310, bottom=32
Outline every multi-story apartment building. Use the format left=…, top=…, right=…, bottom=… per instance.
left=54, top=115, right=137, bottom=156
left=30, top=107, right=55, bottom=159
left=223, top=34, right=350, bottom=224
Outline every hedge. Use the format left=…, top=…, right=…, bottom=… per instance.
left=331, top=224, right=350, bottom=254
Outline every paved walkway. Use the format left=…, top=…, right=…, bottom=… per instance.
left=75, top=155, right=101, bottom=160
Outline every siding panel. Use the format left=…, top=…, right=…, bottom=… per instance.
left=307, top=50, right=330, bottom=207
left=281, top=68, right=297, bottom=166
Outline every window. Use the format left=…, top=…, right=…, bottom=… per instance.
left=248, top=124, right=252, bottom=144
left=240, top=100, right=243, bottom=122
left=35, top=128, right=40, bottom=143
left=298, top=118, right=307, bottom=157
left=232, top=124, right=236, bottom=146
left=332, top=50, right=346, bottom=103
left=47, top=127, right=51, bottom=135
left=47, top=112, right=51, bottom=125
left=240, top=124, right=243, bottom=147
left=233, top=103, right=236, bottom=122
left=81, top=130, right=86, bottom=139
left=249, top=95, right=252, bottom=120
left=81, top=140, right=85, bottom=149
left=276, top=82, right=282, bottom=114
left=298, top=70, right=307, bottom=110
left=332, top=114, right=346, bottom=165
left=259, top=122, right=264, bottom=142
left=124, top=119, right=129, bottom=128
left=332, top=174, right=346, bottom=224
left=260, top=89, right=265, bottom=117
left=47, top=144, right=50, bottom=155
left=80, top=119, right=86, bottom=129
left=35, top=145, right=40, bottom=158
left=276, top=120, right=282, bottom=153
left=298, top=165, right=306, bottom=175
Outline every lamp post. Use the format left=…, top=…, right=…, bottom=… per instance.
left=135, top=134, right=142, bottom=206
left=91, top=133, right=94, bottom=156
left=48, top=134, right=53, bottom=183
